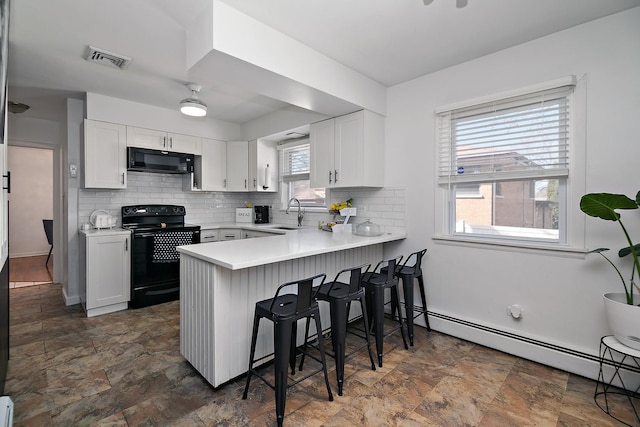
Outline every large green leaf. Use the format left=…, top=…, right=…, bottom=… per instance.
left=580, top=193, right=638, bottom=221
left=619, top=243, right=640, bottom=258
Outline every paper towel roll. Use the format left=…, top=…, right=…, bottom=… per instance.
left=264, top=164, right=271, bottom=189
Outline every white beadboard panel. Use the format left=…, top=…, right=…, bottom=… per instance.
left=180, top=244, right=382, bottom=387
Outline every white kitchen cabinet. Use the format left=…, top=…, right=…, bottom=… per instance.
left=200, top=229, right=219, bottom=242
left=79, top=230, right=131, bottom=317
left=310, top=109, right=385, bottom=188
left=218, top=229, right=242, bottom=240
left=226, top=141, right=249, bottom=192
left=248, top=139, right=278, bottom=193
left=126, top=126, right=201, bottom=155
left=196, top=138, right=227, bottom=191
left=84, top=119, right=127, bottom=189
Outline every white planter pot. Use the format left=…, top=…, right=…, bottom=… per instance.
left=603, top=292, right=640, bottom=350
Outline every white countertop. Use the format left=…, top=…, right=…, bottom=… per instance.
left=79, top=227, right=131, bottom=237
left=177, top=228, right=406, bottom=270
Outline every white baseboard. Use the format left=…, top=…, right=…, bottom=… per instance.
left=9, top=250, right=50, bottom=259
left=62, top=287, right=80, bottom=306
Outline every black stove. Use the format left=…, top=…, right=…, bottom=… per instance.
left=122, top=204, right=201, bottom=308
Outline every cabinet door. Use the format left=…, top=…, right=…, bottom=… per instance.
left=334, top=111, right=364, bottom=188
left=86, top=234, right=130, bottom=309
left=200, top=139, right=227, bottom=191
left=248, top=139, right=278, bottom=192
left=310, top=119, right=335, bottom=188
left=126, top=126, right=168, bottom=150
left=226, top=141, right=249, bottom=192
left=84, top=120, right=127, bottom=189
left=167, top=133, right=201, bottom=155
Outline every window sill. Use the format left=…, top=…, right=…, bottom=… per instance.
left=432, top=234, right=587, bottom=258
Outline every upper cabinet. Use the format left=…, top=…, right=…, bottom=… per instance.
left=248, top=139, right=278, bottom=193
left=84, top=120, right=127, bottom=189
left=310, top=110, right=385, bottom=188
left=197, top=138, right=227, bottom=192
left=126, top=126, right=202, bottom=155
left=226, top=141, right=249, bottom=191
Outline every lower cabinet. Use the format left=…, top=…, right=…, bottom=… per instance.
left=80, top=230, right=131, bottom=317
left=200, top=229, right=220, bottom=243
left=219, top=229, right=242, bottom=241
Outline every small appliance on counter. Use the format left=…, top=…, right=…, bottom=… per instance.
left=89, top=209, right=116, bottom=229
left=254, top=205, right=269, bottom=224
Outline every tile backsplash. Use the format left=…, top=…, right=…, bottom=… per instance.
left=79, top=172, right=406, bottom=233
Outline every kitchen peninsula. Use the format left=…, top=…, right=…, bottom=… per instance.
left=177, top=228, right=405, bottom=387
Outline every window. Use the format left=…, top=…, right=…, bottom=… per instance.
left=437, top=78, right=575, bottom=244
left=279, top=141, right=326, bottom=209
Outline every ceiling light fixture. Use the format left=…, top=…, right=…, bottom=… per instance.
left=180, top=84, right=207, bottom=117
left=8, top=101, right=30, bottom=114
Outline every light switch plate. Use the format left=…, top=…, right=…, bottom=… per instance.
left=69, top=164, right=78, bottom=178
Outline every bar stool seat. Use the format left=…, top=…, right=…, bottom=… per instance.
left=383, top=249, right=429, bottom=346
left=309, top=263, right=376, bottom=396
left=242, top=273, right=333, bottom=427
left=361, top=256, right=408, bottom=367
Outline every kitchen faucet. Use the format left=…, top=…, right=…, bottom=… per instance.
left=286, top=197, right=305, bottom=227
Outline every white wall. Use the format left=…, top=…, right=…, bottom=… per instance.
left=7, top=146, right=53, bottom=257
left=385, top=7, right=640, bottom=378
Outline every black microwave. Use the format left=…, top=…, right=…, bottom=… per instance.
left=127, top=147, right=194, bottom=174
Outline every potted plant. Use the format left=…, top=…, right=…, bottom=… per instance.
left=580, top=191, right=640, bottom=349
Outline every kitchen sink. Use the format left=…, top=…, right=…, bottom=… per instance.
left=272, top=226, right=298, bottom=230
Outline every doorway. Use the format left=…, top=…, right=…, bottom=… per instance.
left=7, top=145, right=54, bottom=286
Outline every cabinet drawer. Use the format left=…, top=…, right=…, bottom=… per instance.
left=201, top=230, right=219, bottom=242
left=219, top=229, right=241, bottom=240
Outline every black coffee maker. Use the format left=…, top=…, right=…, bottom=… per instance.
left=254, top=206, right=269, bottom=224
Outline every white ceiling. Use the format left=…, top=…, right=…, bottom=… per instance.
left=7, top=0, right=640, bottom=124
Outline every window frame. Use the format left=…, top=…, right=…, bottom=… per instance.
left=434, top=76, right=584, bottom=249
left=278, top=139, right=327, bottom=211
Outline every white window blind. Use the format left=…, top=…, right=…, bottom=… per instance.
left=437, top=84, right=574, bottom=185
left=280, top=142, right=310, bottom=183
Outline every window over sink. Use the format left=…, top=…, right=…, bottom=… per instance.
left=279, top=140, right=326, bottom=210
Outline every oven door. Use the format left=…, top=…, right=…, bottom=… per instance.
left=130, top=228, right=200, bottom=308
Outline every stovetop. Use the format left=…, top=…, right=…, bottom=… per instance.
left=121, top=204, right=198, bottom=232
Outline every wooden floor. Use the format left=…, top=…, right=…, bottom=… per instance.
left=9, top=255, right=53, bottom=286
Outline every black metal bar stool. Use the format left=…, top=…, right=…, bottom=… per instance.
left=362, top=255, right=408, bottom=367
left=242, top=273, right=333, bottom=427
left=386, top=249, right=429, bottom=346
left=308, top=263, right=376, bottom=396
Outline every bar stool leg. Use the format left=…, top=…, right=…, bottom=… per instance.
left=391, top=286, right=409, bottom=350
left=329, top=301, right=348, bottom=396
left=358, top=296, right=377, bottom=371
left=313, top=314, right=334, bottom=402
left=371, top=287, right=385, bottom=367
left=274, top=319, right=294, bottom=427
left=417, top=274, right=431, bottom=331
left=399, top=273, right=416, bottom=346
left=289, top=322, right=298, bottom=374
left=242, top=312, right=261, bottom=399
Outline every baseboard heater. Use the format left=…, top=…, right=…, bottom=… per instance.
left=429, top=310, right=640, bottom=374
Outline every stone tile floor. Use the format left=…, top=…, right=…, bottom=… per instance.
left=4, top=283, right=638, bottom=426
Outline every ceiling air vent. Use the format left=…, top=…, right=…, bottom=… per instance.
left=85, top=46, right=131, bottom=70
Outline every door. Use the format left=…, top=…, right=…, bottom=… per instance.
left=226, top=141, right=248, bottom=192
left=0, top=0, right=10, bottom=395
left=310, top=118, right=335, bottom=188
left=200, top=138, right=227, bottom=191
